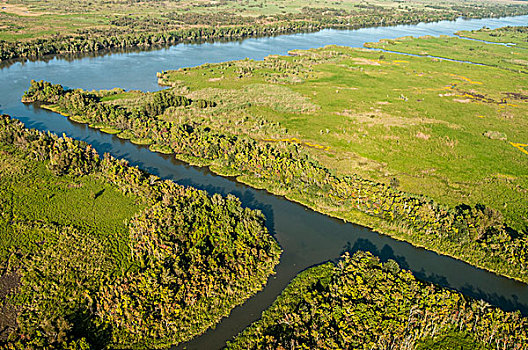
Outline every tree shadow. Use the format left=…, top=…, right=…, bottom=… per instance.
left=341, top=238, right=410, bottom=270
left=177, top=178, right=276, bottom=236
left=69, top=307, right=113, bottom=349
left=458, top=284, right=527, bottom=316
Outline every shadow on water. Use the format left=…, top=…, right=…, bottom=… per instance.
left=178, top=177, right=277, bottom=235
left=342, top=238, right=411, bottom=270
left=1, top=14, right=528, bottom=350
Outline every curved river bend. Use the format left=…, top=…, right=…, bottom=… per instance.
left=1, top=15, right=527, bottom=350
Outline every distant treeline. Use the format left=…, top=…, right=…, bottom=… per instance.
left=2, top=3, right=527, bottom=63
left=0, top=114, right=281, bottom=349
left=227, top=251, right=528, bottom=349
left=23, top=80, right=528, bottom=284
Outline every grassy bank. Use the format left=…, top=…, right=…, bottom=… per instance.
left=457, top=25, right=528, bottom=48
left=365, top=26, right=528, bottom=73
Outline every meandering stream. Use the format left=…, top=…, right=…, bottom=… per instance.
left=1, top=15, right=527, bottom=350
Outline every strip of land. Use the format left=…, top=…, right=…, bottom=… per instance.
left=457, top=25, right=528, bottom=49
left=227, top=251, right=528, bottom=349
left=1, top=0, right=527, bottom=62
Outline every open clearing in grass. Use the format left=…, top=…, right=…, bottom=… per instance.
left=0, top=145, right=143, bottom=272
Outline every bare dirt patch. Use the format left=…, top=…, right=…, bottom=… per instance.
left=351, top=57, right=382, bottom=66
left=0, top=3, right=46, bottom=16
left=0, top=272, right=20, bottom=341
left=416, top=132, right=431, bottom=140
left=453, top=98, right=471, bottom=103
left=338, top=109, right=454, bottom=128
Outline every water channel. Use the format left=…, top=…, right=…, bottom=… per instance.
left=1, top=15, right=527, bottom=350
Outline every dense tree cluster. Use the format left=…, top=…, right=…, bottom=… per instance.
left=1, top=3, right=527, bottom=63
left=0, top=114, right=281, bottom=349
left=22, top=82, right=528, bottom=283
left=21, top=80, right=65, bottom=104
left=0, top=110, right=100, bottom=176
left=97, top=189, right=279, bottom=346
left=11, top=224, right=109, bottom=349
left=228, top=251, right=528, bottom=350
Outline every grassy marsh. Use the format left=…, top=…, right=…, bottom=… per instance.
left=158, top=33, right=528, bottom=232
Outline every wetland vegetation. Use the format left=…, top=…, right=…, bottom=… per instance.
left=22, top=26, right=528, bottom=285
left=0, top=114, right=281, bottom=348
left=457, top=25, right=528, bottom=48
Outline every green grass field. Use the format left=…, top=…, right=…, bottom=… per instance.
left=0, top=145, right=142, bottom=273
left=457, top=25, right=528, bottom=49
left=365, top=33, right=528, bottom=72
left=156, top=30, right=528, bottom=232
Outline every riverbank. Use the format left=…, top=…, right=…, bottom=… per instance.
left=1, top=0, right=528, bottom=64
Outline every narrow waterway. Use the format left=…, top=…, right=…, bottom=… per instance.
left=1, top=15, right=527, bottom=350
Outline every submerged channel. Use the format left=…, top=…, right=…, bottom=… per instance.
left=1, top=15, right=528, bottom=350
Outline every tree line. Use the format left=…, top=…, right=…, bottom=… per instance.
left=2, top=3, right=527, bottom=63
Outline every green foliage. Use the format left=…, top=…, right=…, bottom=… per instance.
left=143, top=90, right=191, bottom=117
left=457, top=26, right=528, bottom=49
left=416, top=329, right=488, bottom=350
left=228, top=251, right=527, bottom=350
left=22, top=74, right=528, bottom=284
left=98, top=191, right=280, bottom=347
left=193, top=99, right=217, bottom=109
left=14, top=225, right=109, bottom=349
left=0, top=114, right=281, bottom=349
left=21, top=79, right=64, bottom=104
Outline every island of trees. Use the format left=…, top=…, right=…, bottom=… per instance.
left=0, top=114, right=281, bottom=349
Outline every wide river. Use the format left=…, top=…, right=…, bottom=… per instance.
left=1, top=15, right=527, bottom=349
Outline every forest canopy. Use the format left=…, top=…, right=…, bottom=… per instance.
left=0, top=114, right=281, bottom=349
left=228, top=251, right=528, bottom=350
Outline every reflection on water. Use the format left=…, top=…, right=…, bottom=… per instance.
left=1, top=15, right=528, bottom=350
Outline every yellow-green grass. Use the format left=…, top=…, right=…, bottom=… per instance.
left=0, top=144, right=144, bottom=273
left=457, top=26, right=528, bottom=49
left=365, top=33, right=528, bottom=73
left=156, top=42, right=528, bottom=231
